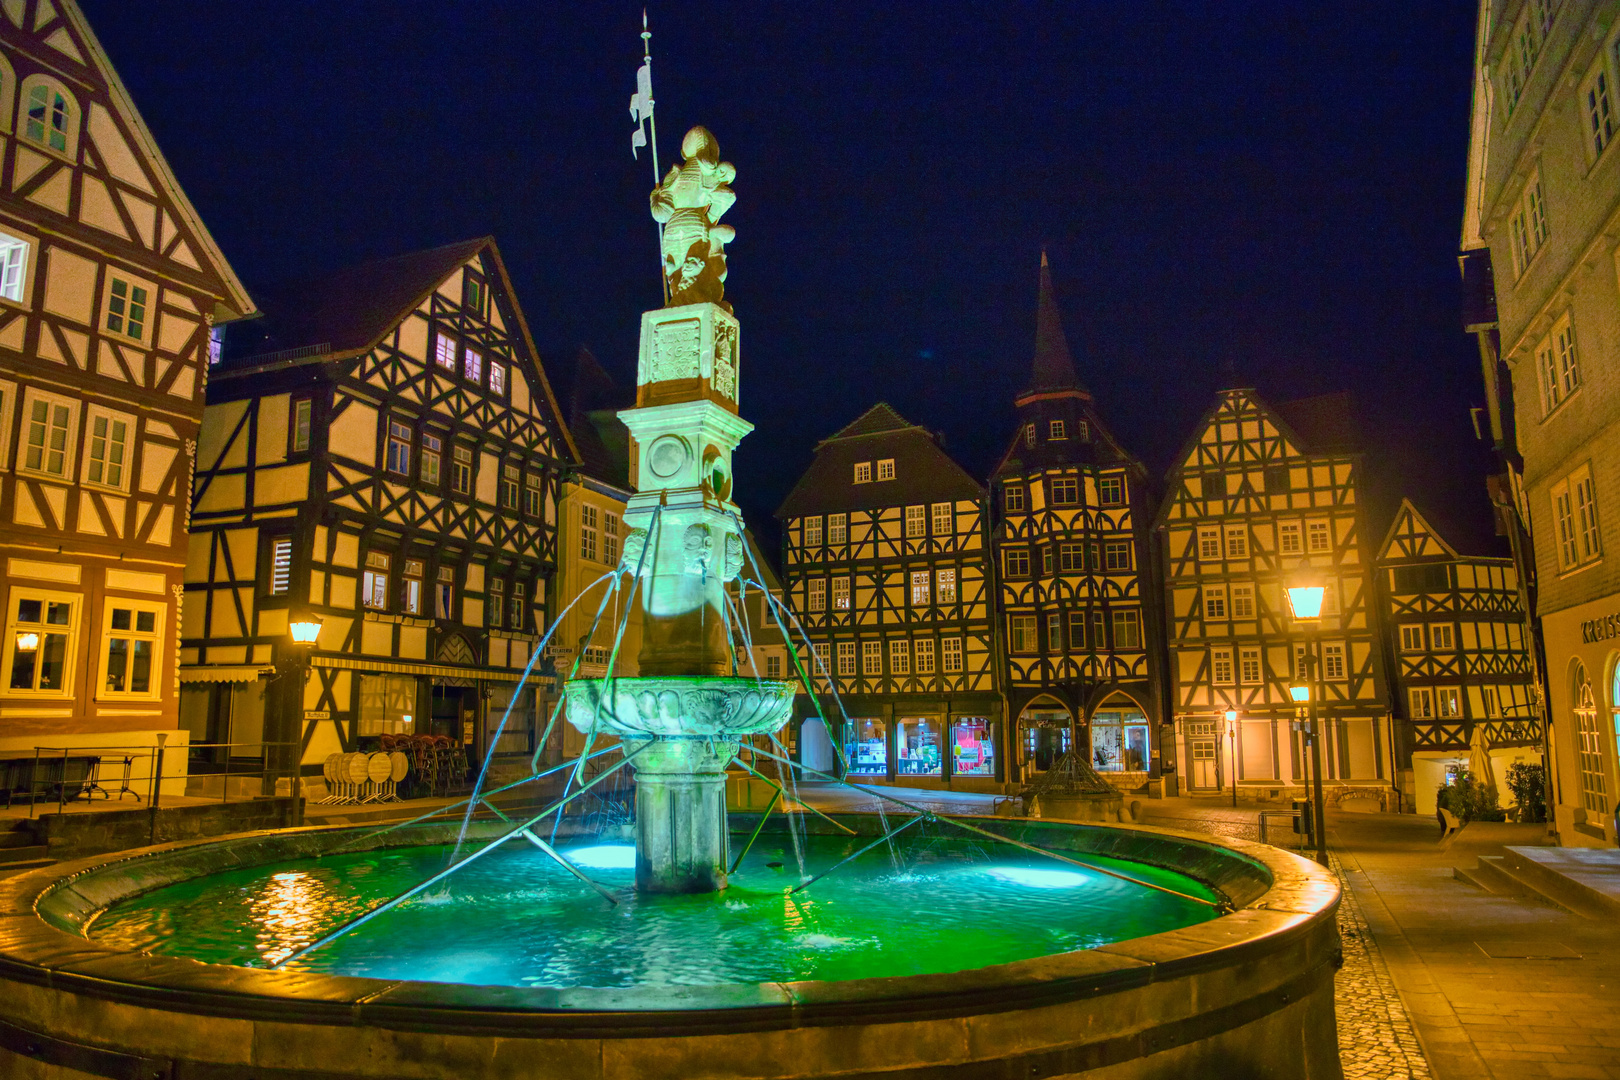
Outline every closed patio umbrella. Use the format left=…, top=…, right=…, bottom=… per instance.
left=1468, top=724, right=1496, bottom=800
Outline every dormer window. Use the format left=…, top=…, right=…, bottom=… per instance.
left=1049, top=420, right=1066, bottom=441
left=21, top=78, right=75, bottom=156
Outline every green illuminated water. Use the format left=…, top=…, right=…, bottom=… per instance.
left=88, top=834, right=1221, bottom=988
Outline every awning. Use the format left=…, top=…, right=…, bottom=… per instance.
left=311, top=655, right=554, bottom=687
left=179, top=664, right=275, bottom=684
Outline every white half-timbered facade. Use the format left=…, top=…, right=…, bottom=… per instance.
left=182, top=238, right=575, bottom=785
left=0, top=0, right=252, bottom=772
left=1376, top=498, right=1538, bottom=813
left=1158, top=388, right=1393, bottom=804
left=777, top=404, right=1002, bottom=790
left=989, top=254, right=1164, bottom=788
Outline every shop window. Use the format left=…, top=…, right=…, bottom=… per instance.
left=1575, top=664, right=1607, bottom=813
left=2, top=589, right=77, bottom=695
left=1091, top=709, right=1149, bottom=772
left=362, top=552, right=390, bottom=609
left=828, top=512, right=846, bottom=545
left=951, top=718, right=994, bottom=776
left=896, top=717, right=941, bottom=776
left=358, top=673, right=417, bottom=736
left=846, top=718, right=887, bottom=774
left=1019, top=711, right=1070, bottom=773
left=99, top=601, right=162, bottom=698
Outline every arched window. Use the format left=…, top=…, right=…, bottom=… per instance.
left=19, top=76, right=76, bottom=157
left=1574, top=663, right=1607, bottom=814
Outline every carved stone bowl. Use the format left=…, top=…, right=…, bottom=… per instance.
left=564, top=676, right=794, bottom=740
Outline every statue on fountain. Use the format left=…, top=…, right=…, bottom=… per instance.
left=650, top=125, right=736, bottom=309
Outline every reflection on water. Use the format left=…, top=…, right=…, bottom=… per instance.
left=90, top=835, right=1220, bottom=989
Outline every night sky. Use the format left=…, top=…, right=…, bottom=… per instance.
left=80, top=1, right=1498, bottom=556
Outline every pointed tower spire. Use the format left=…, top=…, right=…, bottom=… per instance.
left=1026, top=250, right=1088, bottom=396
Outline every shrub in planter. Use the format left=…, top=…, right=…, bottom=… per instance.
left=1505, top=761, right=1547, bottom=824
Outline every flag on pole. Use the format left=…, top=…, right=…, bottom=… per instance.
left=629, top=60, right=653, bottom=158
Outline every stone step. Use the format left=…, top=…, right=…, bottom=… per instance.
left=0, top=844, right=47, bottom=864
left=1455, top=856, right=1541, bottom=900
left=1496, top=847, right=1620, bottom=920
left=0, top=828, right=39, bottom=849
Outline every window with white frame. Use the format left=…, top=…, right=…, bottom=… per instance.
left=1323, top=643, right=1346, bottom=680
left=510, top=581, right=526, bottom=630
left=1307, top=520, right=1331, bottom=553
left=836, top=641, right=856, bottom=676
left=0, top=231, right=30, bottom=303
left=3, top=589, right=76, bottom=695
left=386, top=420, right=411, bottom=475
left=1279, top=521, right=1302, bottom=554
left=435, top=331, right=458, bottom=369
left=1230, top=582, right=1255, bottom=619
left=910, top=570, right=930, bottom=606
left=1436, top=687, right=1462, bottom=719
left=905, top=505, right=925, bottom=537
left=941, top=636, right=963, bottom=673
left=1399, top=624, right=1423, bottom=652
left=1224, top=526, right=1248, bottom=558
left=828, top=512, right=846, bottom=545
left=808, top=577, right=826, bottom=611
left=890, top=638, right=909, bottom=675
left=1239, top=647, right=1261, bottom=684
left=1212, top=647, right=1234, bottom=685
left=1536, top=312, right=1580, bottom=415
left=523, top=473, right=543, bottom=517
left=436, top=566, right=455, bottom=619
left=269, top=538, right=293, bottom=595
left=1509, top=171, right=1549, bottom=278
left=103, top=274, right=151, bottom=344
left=362, top=552, right=390, bottom=609
left=402, top=559, right=423, bottom=615
left=1049, top=419, right=1066, bottom=440
left=1586, top=67, right=1614, bottom=158
left=1010, top=614, right=1038, bottom=653
left=603, top=512, right=619, bottom=564
left=418, top=432, right=441, bottom=485
left=914, top=637, right=935, bottom=674
left=832, top=575, right=850, bottom=610
left=936, top=567, right=957, bottom=603
left=580, top=504, right=599, bottom=563
left=804, top=515, right=823, bottom=546
left=489, top=363, right=505, bottom=395
left=1576, top=665, right=1607, bottom=812
left=1023, top=423, right=1036, bottom=448
left=1429, top=623, right=1455, bottom=651
left=876, top=458, right=895, bottom=481
left=97, top=599, right=161, bottom=699
left=1204, top=584, right=1228, bottom=619
left=931, top=502, right=951, bottom=536
left=1553, top=464, right=1602, bottom=570
left=1409, top=687, right=1434, bottom=719
left=20, top=389, right=75, bottom=480
left=22, top=79, right=74, bottom=154
left=488, top=578, right=504, bottom=628
left=451, top=445, right=473, bottom=494
left=765, top=654, right=782, bottom=678
left=1197, top=526, right=1221, bottom=561
left=464, top=348, right=483, bottom=385
left=862, top=640, right=882, bottom=675
left=853, top=462, right=872, bottom=484
left=82, top=406, right=132, bottom=492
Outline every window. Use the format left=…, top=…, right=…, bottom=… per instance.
left=1307, top=521, right=1331, bottom=553
left=877, top=458, right=895, bottom=481
left=804, top=516, right=823, bottom=547
left=1212, top=647, right=1234, bottom=685
left=1090, top=610, right=1106, bottom=649
left=808, top=577, right=826, bottom=611
left=83, top=407, right=130, bottom=491
left=942, top=636, right=963, bottom=673
left=1576, top=468, right=1602, bottom=562
left=3, top=590, right=76, bottom=695
left=0, top=231, right=30, bottom=303
left=489, top=363, right=505, bottom=395
left=1010, top=614, right=1038, bottom=653
left=1409, top=688, right=1434, bottom=719
left=603, top=512, right=620, bottom=564
left=97, top=602, right=162, bottom=699
left=403, top=559, right=423, bottom=615
left=1429, top=623, right=1455, bottom=651
left=1399, top=624, right=1423, bottom=652
left=1554, top=465, right=1602, bottom=570
left=451, top=445, right=473, bottom=494
left=580, top=504, right=599, bottom=562
left=464, top=276, right=485, bottom=315
left=828, top=513, right=847, bottom=545
left=832, top=576, right=850, bottom=610
left=910, top=570, right=930, bottom=606
left=292, top=399, right=313, bottom=454
left=386, top=420, right=411, bottom=475
left=1555, top=481, right=1579, bottom=568
left=1576, top=666, right=1607, bottom=812
left=464, top=348, right=483, bottom=385
left=1042, top=546, right=1054, bottom=575
left=1203, top=585, right=1227, bottom=619
left=914, top=637, right=935, bottom=674
left=524, top=473, right=543, bottom=517
left=764, top=653, right=782, bottom=679
left=500, top=463, right=519, bottom=509
left=1239, top=647, right=1261, bottom=684
left=362, top=552, right=390, bottom=609
left=1049, top=419, right=1066, bottom=440
left=1058, top=542, right=1084, bottom=572
left=1112, top=609, right=1140, bottom=649
left=1537, top=313, right=1581, bottom=415
left=837, top=641, right=856, bottom=676
left=435, top=332, right=458, bottom=369
left=1436, top=687, right=1463, bottom=719
left=1230, top=583, right=1255, bottom=619
left=1004, top=485, right=1025, bottom=512
left=1077, top=420, right=1090, bottom=441
left=23, top=80, right=72, bottom=154
left=510, top=581, right=526, bottom=630
left=1264, top=466, right=1292, bottom=494
left=1224, top=526, right=1248, bottom=559
left=1004, top=548, right=1030, bottom=578
left=1103, top=541, right=1131, bottom=571
left=1587, top=69, right=1614, bottom=157
left=1098, top=476, right=1124, bottom=506
left=1049, top=476, right=1078, bottom=505
left=20, top=391, right=74, bottom=479
left=862, top=640, right=883, bottom=675
left=269, top=539, right=293, bottom=595
left=1068, top=611, right=1086, bottom=649
left=931, top=503, right=951, bottom=536
left=1023, top=423, right=1036, bottom=448
left=890, top=639, right=910, bottom=675
left=104, top=275, right=150, bottom=343
left=1323, top=643, right=1346, bottom=680
left=1197, top=526, right=1221, bottom=561
left=412, top=432, right=441, bottom=486
left=853, top=462, right=872, bottom=484
left=1509, top=172, right=1549, bottom=278
left=1482, top=685, right=1501, bottom=718
left=1279, top=522, right=1302, bottom=554
left=936, top=568, right=957, bottom=603
left=1047, top=612, right=1063, bottom=651
left=436, top=566, right=455, bottom=619
left=905, top=505, right=926, bottom=538
left=489, top=579, right=504, bottom=628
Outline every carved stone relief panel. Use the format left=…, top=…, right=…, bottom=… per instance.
left=650, top=318, right=702, bottom=382
left=712, top=321, right=738, bottom=401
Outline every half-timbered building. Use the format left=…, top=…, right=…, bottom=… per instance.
left=182, top=238, right=574, bottom=789
left=1157, top=389, right=1394, bottom=804
left=0, top=1, right=252, bottom=777
left=989, top=254, right=1164, bottom=788
left=1376, top=497, right=1538, bottom=813
left=777, top=404, right=1002, bottom=790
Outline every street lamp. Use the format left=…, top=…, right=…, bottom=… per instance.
left=1286, top=577, right=1328, bottom=866
left=271, top=611, right=323, bottom=807
left=289, top=613, right=323, bottom=645
left=1224, top=708, right=1238, bottom=808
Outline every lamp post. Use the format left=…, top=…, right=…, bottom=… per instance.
left=1286, top=579, right=1328, bottom=866
left=271, top=612, right=323, bottom=807
left=1224, top=708, right=1238, bottom=808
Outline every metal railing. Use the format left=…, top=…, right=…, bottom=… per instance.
left=1, top=741, right=299, bottom=817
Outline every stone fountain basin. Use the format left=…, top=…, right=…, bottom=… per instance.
left=0, top=813, right=1341, bottom=1079
left=564, top=675, right=794, bottom=739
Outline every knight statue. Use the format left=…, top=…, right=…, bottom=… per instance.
left=650, top=126, right=736, bottom=309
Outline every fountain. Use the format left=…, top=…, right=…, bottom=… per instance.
left=0, top=124, right=1344, bottom=1080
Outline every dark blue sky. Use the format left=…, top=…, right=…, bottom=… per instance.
left=81, top=1, right=1496, bottom=551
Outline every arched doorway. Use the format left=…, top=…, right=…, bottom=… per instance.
left=800, top=717, right=836, bottom=775
left=1016, top=698, right=1072, bottom=777
left=1574, top=663, right=1607, bottom=816
left=1089, top=692, right=1150, bottom=775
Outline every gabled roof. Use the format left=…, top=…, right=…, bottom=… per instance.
left=777, top=403, right=985, bottom=519
left=1273, top=391, right=1360, bottom=454
left=566, top=347, right=631, bottom=490
left=1376, top=498, right=1460, bottom=563
left=1023, top=251, right=1087, bottom=397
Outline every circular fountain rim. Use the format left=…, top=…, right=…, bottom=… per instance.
left=0, top=814, right=1337, bottom=1036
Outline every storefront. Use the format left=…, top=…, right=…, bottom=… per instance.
left=847, top=717, right=889, bottom=776
left=1542, top=593, right=1620, bottom=846
left=1090, top=700, right=1150, bottom=774
left=805, top=695, right=1005, bottom=790
left=1016, top=706, right=1072, bottom=778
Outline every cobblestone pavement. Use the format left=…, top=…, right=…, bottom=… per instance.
left=1331, top=851, right=1433, bottom=1080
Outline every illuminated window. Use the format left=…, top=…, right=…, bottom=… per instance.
left=836, top=641, right=856, bottom=676
left=95, top=600, right=162, bottom=700
left=910, top=570, right=930, bottom=606
left=942, top=636, right=963, bottom=673
left=1436, top=687, right=1462, bottom=719
left=862, top=640, right=882, bottom=675
left=20, top=390, right=74, bottom=479
left=292, top=399, right=313, bottom=453
left=853, top=462, right=872, bottom=484
left=386, top=420, right=411, bottom=475
left=931, top=503, right=951, bottom=535
left=580, top=504, right=599, bottom=562
left=402, top=559, right=423, bottom=615
left=936, top=567, right=956, bottom=603
left=420, top=433, right=442, bottom=485
left=2, top=589, right=77, bottom=695
left=804, top=516, right=823, bottom=547
left=436, top=566, right=456, bottom=619
left=832, top=576, right=849, bottom=610
left=828, top=513, right=846, bottom=544
left=451, top=445, right=473, bottom=495
left=83, top=406, right=131, bottom=491
left=1004, top=484, right=1025, bottom=512
left=877, top=458, right=895, bottom=481
left=435, top=332, right=458, bottom=369
left=1576, top=664, right=1607, bottom=812
left=1409, top=688, right=1434, bottom=719
left=905, top=505, right=925, bottom=537
left=362, top=552, right=390, bottom=610
left=0, top=231, right=30, bottom=302
left=103, top=275, right=150, bottom=343
left=889, top=638, right=910, bottom=675
left=489, top=363, right=506, bottom=395
left=1049, top=419, right=1066, bottom=441
left=269, top=539, right=292, bottom=595
left=914, top=637, right=935, bottom=674
left=808, top=577, right=826, bottom=611
left=464, top=348, right=483, bottom=384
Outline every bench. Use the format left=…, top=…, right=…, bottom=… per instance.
left=1437, top=806, right=1462, bottom=842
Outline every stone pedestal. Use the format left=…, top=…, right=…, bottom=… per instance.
left=628, top=738, right=735, bottom=893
